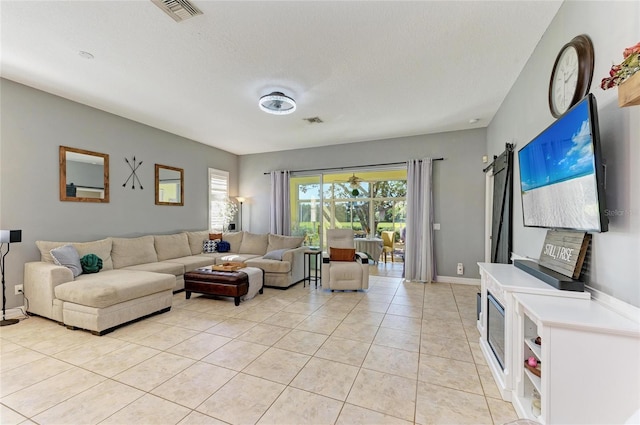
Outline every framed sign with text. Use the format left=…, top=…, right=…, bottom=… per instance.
left=539, top=230, right=591, bottom=279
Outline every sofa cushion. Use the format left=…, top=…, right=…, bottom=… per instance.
left=245, top=257, right=292, bottom=273
left=122, top=261, right=184, bottom=277
left=222, top=232, right=244, bottom=253
left=55, top=269, right=175, bottom=308
left=267, top=234, right=305, bottom=252
left=165, top=256, right=216, bottom=273
left=111, top=236, right=158, bottom=269
left=215, top=253, right=261, bottom=264
left=36, top=238, right=114, bottom=270
left=184, top=230, right=209, bottom=255
left=154, top=233, right=191, bottom=261
left=196, top=252, right=228, bottom=262
left=50, top=244, right=83, bottom=277
left=238, top=232, right=268, bottom=255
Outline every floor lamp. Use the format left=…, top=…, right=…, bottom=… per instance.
left=236, top=197, right=245, bottom=231
left=1, top=229, right=22, bottom=327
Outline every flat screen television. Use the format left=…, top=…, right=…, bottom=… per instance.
left=518, top=94, right=608, bottom=232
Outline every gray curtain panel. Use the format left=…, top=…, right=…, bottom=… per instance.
left=270, top=170, right=291, bottom=235
left=405, top=158, right=436, bottom=282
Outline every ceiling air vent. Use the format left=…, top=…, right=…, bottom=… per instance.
left=151, top=0, right=203, bottom=22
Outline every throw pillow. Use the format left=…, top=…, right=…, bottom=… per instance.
left=267, top=234, right=305, bottom=252
left=209, top=233, right=223, bottom=241
left=330, top=247, right=356, bottom=262
left=263, top=248, right=288, bottom=261
left=50, top=244, right=83, bottom=277
left=80, top=254, right=103, bottom=274
left=216, top=240, right=231, bottom=252
left=203, top=240, right=219, bottom=253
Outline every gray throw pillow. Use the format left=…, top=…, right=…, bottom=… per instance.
left=50, top=244, right=83, bottom=277
left=263, top=248, right=288, bottom=261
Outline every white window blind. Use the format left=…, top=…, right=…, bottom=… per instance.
left=209, top=168, right=229, bottom=231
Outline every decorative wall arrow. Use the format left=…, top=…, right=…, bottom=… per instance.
left=123, top=156, right=143, bottom=189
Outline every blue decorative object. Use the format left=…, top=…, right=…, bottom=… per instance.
left=217, top=241, right=231, bottom=252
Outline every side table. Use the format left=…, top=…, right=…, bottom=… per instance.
left=303, top=250, right=322, bottom=288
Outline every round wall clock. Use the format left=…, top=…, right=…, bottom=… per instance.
left=548, top=34, right=594, bottom=118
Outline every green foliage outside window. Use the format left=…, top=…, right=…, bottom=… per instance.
left=291, top=173, right=407, bottom=247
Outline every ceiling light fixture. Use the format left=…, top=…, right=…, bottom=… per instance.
left=469, top=118, right=480, bottom=124
left=259, top=92, right=296, bottom=115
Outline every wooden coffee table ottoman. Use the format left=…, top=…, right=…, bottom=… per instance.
left=184, top=267, right=263, bottom=306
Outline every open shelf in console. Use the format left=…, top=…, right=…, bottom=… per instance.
left=524, top=337, right=541, bottom=359
left=512, top=292, right=640, bottom=424
left=517, top=310, right=543, bottom=422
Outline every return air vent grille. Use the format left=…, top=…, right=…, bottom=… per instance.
left=151, top=0, right=203, bottom=22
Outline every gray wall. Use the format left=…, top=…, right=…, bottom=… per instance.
left=487, top=1, right=640, bottom=307
left=239, top=129, right=487, bottom=279
left=0, top=79, right=239, bottom=308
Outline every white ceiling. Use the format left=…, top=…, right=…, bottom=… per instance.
left=0, top=0, right=562, bottom=155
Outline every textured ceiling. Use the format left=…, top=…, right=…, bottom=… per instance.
left=0, top=1, right=562, bottom=155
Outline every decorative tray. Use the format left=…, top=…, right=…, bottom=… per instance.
left=524, top=361, right=541, bottom=377
left=211, top=262, right=246, bottom=271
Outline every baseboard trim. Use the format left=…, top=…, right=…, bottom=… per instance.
left=2, top=306, right=27, bottom=320
left=436, top=275, right=481, bottom=285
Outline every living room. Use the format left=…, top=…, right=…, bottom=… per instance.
left=1, top=1, right=639, bottom=424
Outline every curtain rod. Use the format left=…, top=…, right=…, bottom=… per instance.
left=263, top=158, right=444, bottom=175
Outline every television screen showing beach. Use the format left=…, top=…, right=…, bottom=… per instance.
left=519, top=100, right=601, bottom=230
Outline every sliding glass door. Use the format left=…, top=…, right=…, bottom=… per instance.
left=290, top=175, right=321, bottom=248
left=290, top=170, right=407, bottom=250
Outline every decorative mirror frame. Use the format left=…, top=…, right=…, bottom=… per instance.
left=59, top=146, right=110, bottom=203
left=155, top=164, right=184, bottom=206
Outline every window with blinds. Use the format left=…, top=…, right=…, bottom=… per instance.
left=209, top=168, right=229, bottom=231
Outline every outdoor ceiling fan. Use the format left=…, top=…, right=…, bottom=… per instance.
left=347, top=173, right=362, bottom=196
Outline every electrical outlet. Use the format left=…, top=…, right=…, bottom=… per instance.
left=14, top=284, right=23, bottom=295
left=456, top=263, right=464, bottom=275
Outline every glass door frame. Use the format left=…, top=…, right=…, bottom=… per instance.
left=290, top=168, right=407, bottom=251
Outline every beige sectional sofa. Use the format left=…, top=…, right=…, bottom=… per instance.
left=23, top=230, right=305, bottom=334
left=213, top=231, right=306, bottom=288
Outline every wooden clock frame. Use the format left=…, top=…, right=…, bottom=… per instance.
left=548, top=34, right=595, bottom=118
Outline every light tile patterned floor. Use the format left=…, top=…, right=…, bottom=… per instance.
left=0, top=265, right=518, bottom=424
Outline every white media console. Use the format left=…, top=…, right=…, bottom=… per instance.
left=477, top=262, right=640, bottom=424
